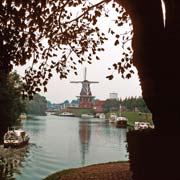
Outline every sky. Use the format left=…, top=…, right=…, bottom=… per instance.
left=40, top=64, right=142, bottom=104
left=15, top=2, right=142, bottom=104
left=39, top=37, right=142, bottom=103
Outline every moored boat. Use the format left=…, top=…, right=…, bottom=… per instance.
left=3, top=128, right=30, bottom=148
left=96, top=113, right=106, bottom=119
left=116, top=116, right=128, bottom=128
left=134, top=121, right=152, bottom=130
left=59, top=112, right=75, bottom=117
left=109, top=113, right=117, bottom=123
left=81, top=114, right=94, bottom=118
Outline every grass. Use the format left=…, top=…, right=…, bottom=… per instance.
left=121, top=111, right=153, bottom=127
left=106, top=111, right=153, bottom=127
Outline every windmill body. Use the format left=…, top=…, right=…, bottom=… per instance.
left=71, top=68, right=99, bottom=109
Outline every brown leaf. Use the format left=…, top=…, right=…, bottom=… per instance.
left=126, top=73, right=131, bottom=79
left=114, top=40, right=119, bottom=46
left=106, top=75, right=114, bottom=80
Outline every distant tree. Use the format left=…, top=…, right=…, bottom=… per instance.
left=121, top=96, right=150, bottom=113
left=25, top=94, right=47, bottom=116
left=71, top=99, right=79, bottom=105
left=63, top=100, right=70, bottom=105
left=103, top=99, right=120, bottom=113
left=135, top=97, right=150, bottom=113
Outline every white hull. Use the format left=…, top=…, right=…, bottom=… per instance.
left=81, top=114, right=94, bottom=118
left=4, top=128, right=30, bottom=148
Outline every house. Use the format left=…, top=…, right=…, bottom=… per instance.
left=93, top=100, right=105, bottom=113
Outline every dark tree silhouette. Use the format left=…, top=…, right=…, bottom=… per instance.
left=114, top=1, right=180, bottom=179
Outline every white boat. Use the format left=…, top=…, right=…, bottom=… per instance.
left=116, top=116, right=128, bottom=128
left=59, top=112, right=75, bottom=117
left=81, top=114, right=94, bottom=118
left=134, top=122, right=152, bottom=130
left=3, top=128, right=30, bottom=148
left=109, top=113, right=117, bottom=123
left=96, top=113, right=106, bottom=119
left=99, top=113, right=105, bottom=119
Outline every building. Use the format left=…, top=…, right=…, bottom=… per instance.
left=93, top=100, right=106, bottom=113
left=109, top=92, right=119, bottom=100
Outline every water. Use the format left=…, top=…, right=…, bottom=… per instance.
left=0, top=114, right=128, bottom=180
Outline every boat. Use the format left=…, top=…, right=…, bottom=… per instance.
left=96, top=113, right=106, bottom=119
left=109, top=113, right=117, bottom=123
left=116, top=116, right=128, bottom=128
left=59, top=112, right=75, bottom=117
left=134, top=121, right=152, bottom=130
left=81, top=114, right=94, bottom=118
left=99, top=113, right=105, bottom=119
left=3, top=128, right=30, bottom=148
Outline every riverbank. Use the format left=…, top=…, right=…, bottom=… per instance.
left=43, top=161, right=132, bottom=180
left=121, top=111, right=152, bottom=127
left=53, top=110, right=152, bottom=127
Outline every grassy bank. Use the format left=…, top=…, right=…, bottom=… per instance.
left=106, top=111, right=153, bottom=127
left=121, top=111, right=153, bottom=127
left=54, top=109, right=153, bottom=128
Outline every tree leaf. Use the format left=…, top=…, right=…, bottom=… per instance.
left=106, top=75, right=114, bottom=80
left=114, top=39, right=119, bottom=46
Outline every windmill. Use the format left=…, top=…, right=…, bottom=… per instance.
left=70, top=67, right=99, bottom=109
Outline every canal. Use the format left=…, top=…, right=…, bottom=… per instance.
left=0, top=114, right=128, bottom=180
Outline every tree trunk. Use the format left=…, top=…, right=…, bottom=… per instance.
left=116, top=0, right=180, bottom=179
left=0, top=43, right=12, bottom=141
left=0, top=68, right=10, bottom=142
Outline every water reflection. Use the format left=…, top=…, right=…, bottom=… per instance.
left=79, top=121, right=91, bottom=165
left=78, top=119, right=128, bottom=166
left=0, top=145, right=29, bottom=179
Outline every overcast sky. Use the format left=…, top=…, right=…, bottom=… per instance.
left=16, top=2, right=142, bottom=104
left=39, top=35, right=142, bottom=103
left=40, top=64, right=142, bottom=104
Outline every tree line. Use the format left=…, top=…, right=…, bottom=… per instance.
left=103, top=96, right=150, bottom=113
left=120, top=97, right=150, bottom=113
